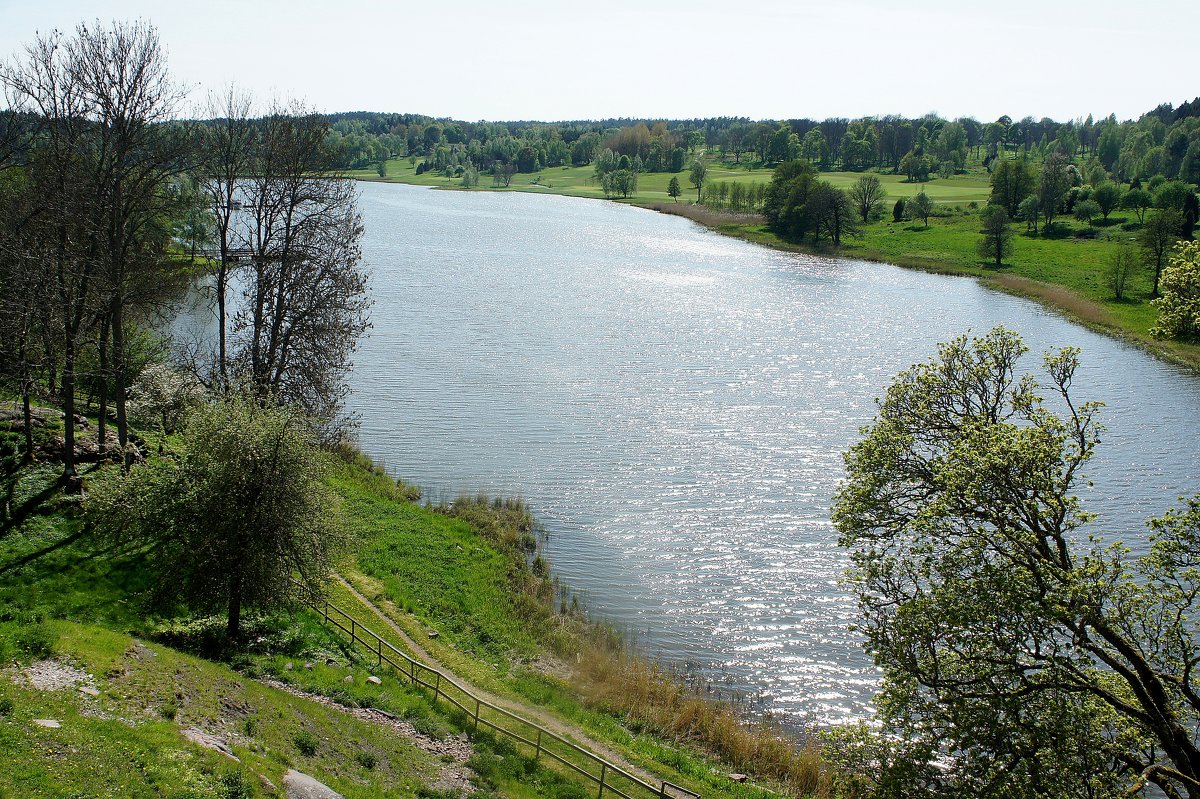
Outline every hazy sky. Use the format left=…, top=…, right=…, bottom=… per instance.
left=1, top=0, right=1195, bottom=123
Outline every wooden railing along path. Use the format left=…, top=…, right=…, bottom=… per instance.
left=302, top=591, right=701, bottom=799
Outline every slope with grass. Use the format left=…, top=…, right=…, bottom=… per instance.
left=1, top=417, right=827, bottom=798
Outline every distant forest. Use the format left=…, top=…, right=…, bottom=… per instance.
left=322, top=99, right=1200, bottom=185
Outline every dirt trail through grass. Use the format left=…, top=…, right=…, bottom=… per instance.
left=334, top=574, right=661, bottom=787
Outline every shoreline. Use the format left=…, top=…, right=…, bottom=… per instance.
left=357, top=174, right=1200, bottom=374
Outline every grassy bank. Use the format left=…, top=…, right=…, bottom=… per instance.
left=331, top=454, right=832, bottom=796
left=356, top=156, right=1200, bottom=371
left=1, top=415, right=837, bottom=798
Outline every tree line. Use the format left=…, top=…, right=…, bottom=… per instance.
left=317, top=101, right=1200, bottom=189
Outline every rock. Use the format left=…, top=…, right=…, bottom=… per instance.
left=32, top=719, right=61, bottom=728
left=284, top=662, right=294, bottom=671
left=79, top=686, right=100, bottom=697
left=729, top=773, right=748, bottom=783
left=182, top=727, right=240, bottom=762
left=366, top=675, right=382, bottom=686
left=258, top=773, right=278, bottom=792
left=304, top=661, right=314, bottom=670
left=428, top=630, right=439, bottom=639
left=342, top=675, right=354, bottom=684
left=282, top=769, right=344, bottom=799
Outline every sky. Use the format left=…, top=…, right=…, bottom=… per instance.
left=1, top=0, right=1196, bottom=124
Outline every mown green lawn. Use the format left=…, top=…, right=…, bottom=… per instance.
left=348, top=153, right=993, bottom=207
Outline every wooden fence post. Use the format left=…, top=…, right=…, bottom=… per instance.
left=473, top=698, right=481, bottom=731
left=598, top=763, right=607, bottom=799
left=535, top=729, right=542, bottom=760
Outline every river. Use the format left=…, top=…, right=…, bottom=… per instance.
left=268, top=182, right=1200, bottom=724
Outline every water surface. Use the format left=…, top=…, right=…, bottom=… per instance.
left=336, top=183, right=1200, bottom=723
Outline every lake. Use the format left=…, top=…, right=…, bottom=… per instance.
left=322, top=183, right=1200, bottom=724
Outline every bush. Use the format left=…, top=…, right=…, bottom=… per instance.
left=219, top=771, right=253, bottom=799
left=15, top=622, right=55, bottom=659
left=354, top=750, right=378, bottom=770
left=294, top=730, right=319, bottom=757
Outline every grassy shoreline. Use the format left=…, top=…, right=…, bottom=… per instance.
left=355, top=162, right=1200, bottom=373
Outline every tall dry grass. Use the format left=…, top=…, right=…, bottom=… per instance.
left=574, top=643, right=831, bottom=795
left=991, top=273, right=1117, bottom=328
left=645, top=202, right=766, bottom=228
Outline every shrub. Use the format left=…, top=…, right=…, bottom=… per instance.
left=294, top=730, right=319, bottom=757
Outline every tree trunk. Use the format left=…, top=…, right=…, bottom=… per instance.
left=110, top=297, right=130, bottom=469
left=227, top=564, right=244, bottom=643
left=97, top=315, right=110, bottom=456
left=61, top=347, right=78, bottom=490
left=217, top=255, right=229, bottom=394
left=21, top=379, right=34, bottom=465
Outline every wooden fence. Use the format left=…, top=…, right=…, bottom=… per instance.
left=304, top=593, right=702, bottom=799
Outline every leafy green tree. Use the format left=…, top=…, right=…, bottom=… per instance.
left=807, top=183, right=861, bottom=246
left=1151, top=240, right=1200, bottom=339
left=801, top=128, right=827, bottom=166
left=516, top=146, right=539, bottom=173
left=762, top=160, right=819, bottom=241
left=1142, top=208, right=1184, bottom=296
left=1017, top=194, right=1041, bottom=233
left=1123, top=187, right=1153, bottom=224
left=688, top=159, right=707, bottom=203
left=1073, top=198, right=1101, bottom=227
left=834, top=327, right=1200, bottom=799
left=847, top=174, right=886, bottom=222
left=1039, top=151, right=1073, bottom=227
left=906, top=191, right=933, bottom=227
left=977, top=205, right=1013, bottom=265
left=1091, top=181, right=1122, bottom=221
left=93, top=399, right=343, bottom=643
left=667, top=175, right=681, bottom=202
left=899, top=150, right=931, bottom=182
left=891, top=198, right=905, bottom=223
left=989, top=158, right=1037, bottom=215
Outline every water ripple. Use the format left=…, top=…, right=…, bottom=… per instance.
left=343, top=183, right=1200, bottom=725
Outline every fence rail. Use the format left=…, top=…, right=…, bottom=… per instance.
left=300, top=589, right=701, bottom=799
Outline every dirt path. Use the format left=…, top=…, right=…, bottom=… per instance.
left=334, top=574, right=664, bottom=789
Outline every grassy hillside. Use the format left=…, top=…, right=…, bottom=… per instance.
left=1, top=418, right=826, bottom=799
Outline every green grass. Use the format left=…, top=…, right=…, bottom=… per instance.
left=349, top=152, right=993, bottom=207
left=0, top=620, right=446, bottom=799
left=2, top=432, right=801, bottom=799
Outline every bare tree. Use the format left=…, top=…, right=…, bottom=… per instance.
left=1, top=29, right=103, bottom=486
left=847, top=174, right=886, bottom=222
left=66, top=20, right=187, bottom=466
left=193, top=87, right=256, bottom=394
left=233, top=104, right=371, bottom=431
